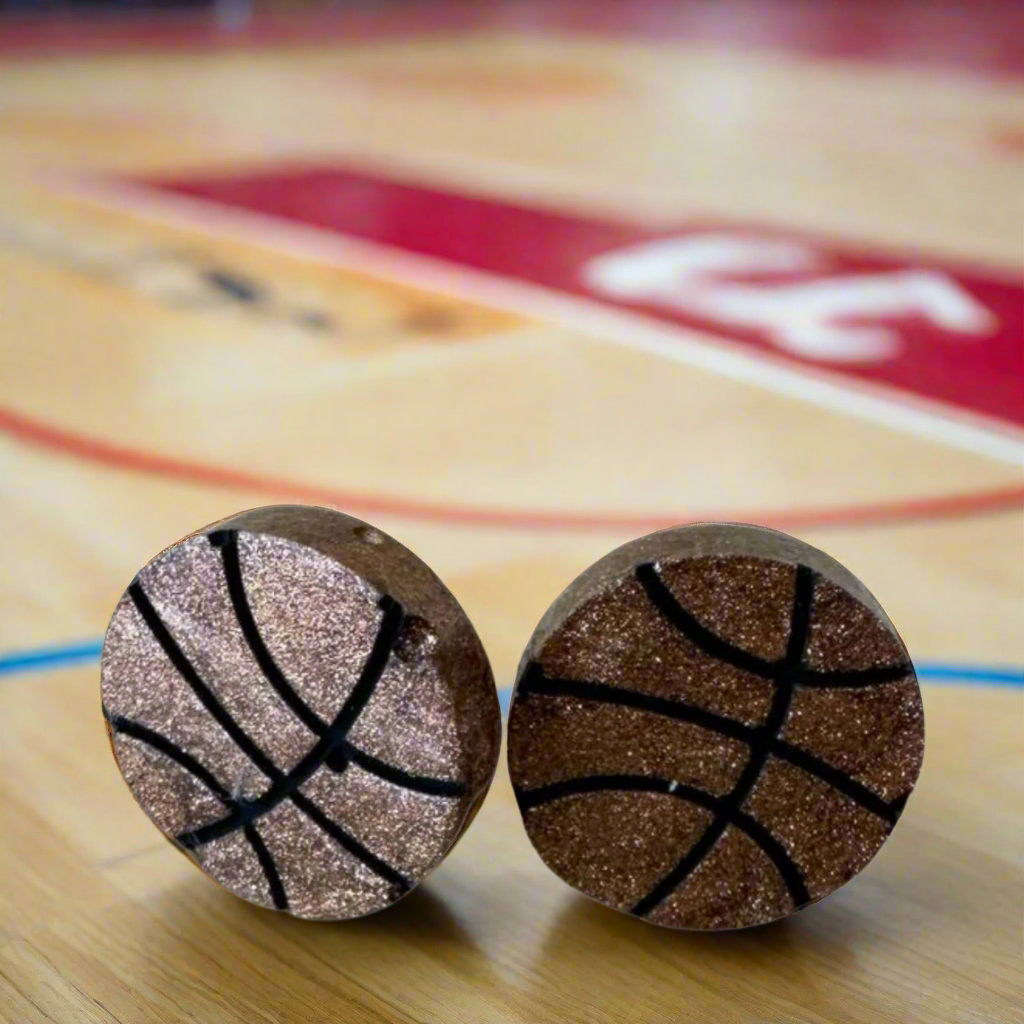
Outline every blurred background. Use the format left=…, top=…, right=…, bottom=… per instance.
left=1, top=0, right=1020, bottom=680
left=0, top=2, right=1021, bottom=1022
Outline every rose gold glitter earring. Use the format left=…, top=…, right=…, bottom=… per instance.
left=101, top=505, right=501, bottom=920
left=507, top=523, right=924, bottom=930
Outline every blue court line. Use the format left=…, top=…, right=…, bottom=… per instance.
left=0, top=639, right=104, bottom=674
left=912, top=663, right=1023, bottom=686
left=0, top=639, right=1020, bottom=689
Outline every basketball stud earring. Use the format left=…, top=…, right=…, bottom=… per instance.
left=507, top=523, right=924, bottom=930
left=100, top=505, right=501, bottom=919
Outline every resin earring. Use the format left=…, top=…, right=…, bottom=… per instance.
left=507, top=523, right=924, bottom=930
left=101, top=505, right=501, bottom=919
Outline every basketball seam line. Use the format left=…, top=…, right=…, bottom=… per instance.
left=343, top=745, right=466, bottom=797
left=516, top=562, right=913, bottom=920
left=629, top=562, right=814, bottom=916
left=104, top=707, right=289, bottom=909
left=128, top=580, right=283, bottom=781
left=105, top=708, right=232, bottom=802
left=516, top=669, right=902, bottom=824
left=244, top=823, right=289, bottom=910
left=289, top=790, right=410, bottom=888
left=168, top=592, right=404, bottom=845
left=634, top=559, right=910, bottom=819
left=513, top=775, right=809, bottom=909
left=211, top=528, right=466, bottom=798
left=125, top=579, right=411, bottom=892
left=106, top=710, right=412, bottom=895
left=634, top=561, right=910, bottom=688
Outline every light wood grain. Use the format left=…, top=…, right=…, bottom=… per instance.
left=1, top=18, right=1022, bottom=1024
left=1, top=667, right=1021, bottom=1024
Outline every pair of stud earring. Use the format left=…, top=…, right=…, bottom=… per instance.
left=101, top=505, right=924, bottom=931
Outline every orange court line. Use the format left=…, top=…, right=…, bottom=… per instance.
left=2, top=405, right=1021, bottom=534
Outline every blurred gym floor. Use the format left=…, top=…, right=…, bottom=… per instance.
left=0, top=3, right=1021, bottom=1022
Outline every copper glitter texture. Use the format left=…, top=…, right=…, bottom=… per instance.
left=101, top=505, right=501, bottom=919
left=507, top=523, right=925, bottom=930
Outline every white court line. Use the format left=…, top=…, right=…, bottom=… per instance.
left=221, top=147, right=1024, bottom=278
left=56, top=174, right=1024, bottom=467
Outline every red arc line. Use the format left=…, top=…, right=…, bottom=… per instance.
left=1, top=405, right=1021, bottom=533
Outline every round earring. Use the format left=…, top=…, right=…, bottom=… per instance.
left=507, top=523, right=924, bottom=930
left=101, top=504, right=501, bottom=919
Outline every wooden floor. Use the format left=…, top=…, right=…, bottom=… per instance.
left=1, top=4, right=1021, bottom=1022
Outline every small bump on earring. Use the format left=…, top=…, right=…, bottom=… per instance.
left=101, top=504, right=501, bottom=920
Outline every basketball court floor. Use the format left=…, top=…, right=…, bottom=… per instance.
left=0, top=3, right=1021, bottom=1021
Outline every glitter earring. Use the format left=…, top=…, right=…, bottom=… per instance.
left=101, top=505, right=501, bottom=920
left=506, top=523, right=924, bottom=930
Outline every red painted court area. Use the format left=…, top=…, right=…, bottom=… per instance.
left=2, top=0, right=1023, bottom=78
left=148, top=166, right=1024, bottom=429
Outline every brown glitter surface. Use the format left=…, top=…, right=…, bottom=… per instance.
left=805, top=579, right=912, bottom=672
left=199, top=827, right=276, bottom=909
left=508, top=523, right=924, bottom=930
left=648, top=826, right=793, bottom=930
left=227, top=505, right=501, bottom=798
left=538, top=573, right=776, bottom=727
left=783, top=682, right=924, bottom=802
left=103, top=586, right=276, bottom=809
left=113, top=733, right=226, bottom=838
left=245, top=799, right=396, bottom=920
left=658, top=557, right=797, bottom=661
left=234, top=531, right=383, bottom=720
left=784, top=579, right=923, bottom=801
left=507, top=695, right=747, bottom=795
left=742, top=759, right=892, bottom=900
left=346, top=642, right=464, bottom=779
left=300, top=763, right=463, bottom=880
left=524, top=791, right=713, bottom=910
left=101, top=505, right=500, bottom=920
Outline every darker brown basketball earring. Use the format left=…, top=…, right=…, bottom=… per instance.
left=100, top=505, right=501, bottom=919
left=507, top=523, right=925, bottom=930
